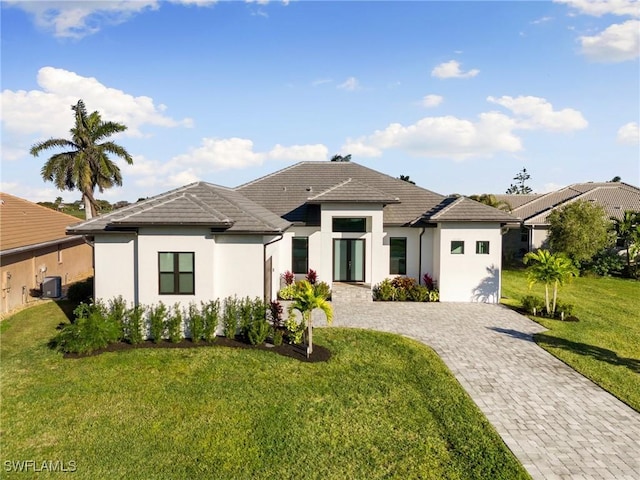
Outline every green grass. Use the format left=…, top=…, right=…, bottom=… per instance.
left=502, top=269, right=640, bottom=412
left=0, top=302, right=528, bottom=479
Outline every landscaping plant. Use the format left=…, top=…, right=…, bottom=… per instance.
left=188, top=303, right=205, bottom=342
left=288, top=280, right=333, bottom=357
left=523, top=249, right=578, bottom=316
left=201, top=299, right=220, bottom=341
left=223, top=297, right=239, bottom=339
left=50, top=302, right=120, bottom=354
left=148, top=302, right=168, bottom=343
left=166, top=304, right=183, bottom=343
left=125, top=304, right=145, bottom=345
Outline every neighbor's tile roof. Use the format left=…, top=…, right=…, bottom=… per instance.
left=426, top=196, right=519, bottom=223
left=506, top=182, right=640, bottom=225
left=238, top=162, right=441, bottom=225
left=307, top=178, right=400, bottom=204
left=0, top=192, right=84, bottom=252
left=493, top=194, right=542, bottom=210
left=67, top=182, right=291, bottom=234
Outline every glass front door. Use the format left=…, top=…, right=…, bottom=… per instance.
left=333, top=239, right=365, bottom=282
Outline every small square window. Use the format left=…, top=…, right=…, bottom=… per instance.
left=451, top=241, right=464, bottom=254
left=476, top=241, right=490, bottom=254
left=159, top=252, right=195, bottom=295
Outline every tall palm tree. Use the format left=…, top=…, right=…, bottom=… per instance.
left=288, top=280, right=333, bottom=357
left=523, top=249, right=578, bottom=315
left=30, top=100, right=133, bottom=220
left=611, top=210, right=639, bottom=268
left=469, top=194, right=512, bottom=212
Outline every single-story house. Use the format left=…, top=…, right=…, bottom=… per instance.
left=68, top=161, right=516, bottom=306
left=0, top=193, right=94, bottom=316
left=497, top=181, right=640, bottom=258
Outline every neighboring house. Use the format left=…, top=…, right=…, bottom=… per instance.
left=497, top=182, right=640, bottom=258
left=69, top=161, right=516, bottom=305
left=0, top=193, right=93, bottom=316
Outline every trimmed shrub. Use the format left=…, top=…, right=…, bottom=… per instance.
left=50, top=302, right=120, bottom=354
left=313, top=281, right=331, bottom=300
left=278, top=284, right=296, bottom=300
left=555, top=302, right=575, bottom=317
left=188, top=303, right=205, bottom=342
left=125, top=304, right=145, bottom=345
left=521, top=295, right=545, bottom=315
left=428, top=290, right=439, bottom=302
left=107, top=296, right=127, bottom=338
left=247, top=320, right=270, bottom=345
left=373, top=279, right=395, bottom=301
left=223, top=297, right=240, bottom=339
left=166, top=304, right=183, bottom=343
left=149, top=302, right=168, bottom=343
left=67, top=277, right=94, bottom=304
left=284, top=315, right=304, bottom=345
left=201, top=299, right=220, bottom=342
left=391, top=276, right=417, bottom=291
left=408, top=285, right=429, bottom=302
left=272, top=328, right=284, bottom=346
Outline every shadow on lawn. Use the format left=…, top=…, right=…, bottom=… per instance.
left=534, top=333, right=640, bottom=374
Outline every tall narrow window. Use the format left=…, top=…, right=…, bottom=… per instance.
left=292, top=237, right=309, bottom=274
left=476, top=241, right=490, bottom=254
left=390, top=238, right=407, bottom=275
left=451, top=241, right=465, bottom=254
left=159, top=252, right=195, bottom=295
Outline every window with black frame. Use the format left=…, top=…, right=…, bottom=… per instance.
left=158, top=252, right=194, bottom=294
left=390, top=237, right=407, bottom=275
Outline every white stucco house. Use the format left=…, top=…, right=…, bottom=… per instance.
left=68, top=161, right=517, bottom=305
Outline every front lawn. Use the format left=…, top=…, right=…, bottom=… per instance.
left=0, top=302, right=528, bottom=479
left=502, top=269, right=640, bottom=412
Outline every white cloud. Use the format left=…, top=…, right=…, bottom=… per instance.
left=169, top=137, right=328, bottom=171
left=0, top=181, right=73, bottom=203
left=341, top=95, right=588, bottom=160
left=342, top=113, right=522, bottom=161
left=579, top=19, right=640, bottom=62
left=487, top=95, right=588, bottom=131
left=422, top=94, right=443, bottom=108
left=1, top=67, right=192, bottom=138
left=554, top=0, right=640, bottom=18
left=337, top=77, right=360, bottom=91
left=267, top=144, right=328, bottom=161
left=617, top=122, right=640, bottom=144
left=431, top=60, right=479, bottom=79
left=531, top=16, right=553, bottom=24
left=5, top=0, right=217, bottom=38
left=541, top=182, right=564, bottom=193
left=555, top=1, right=639, bottom=62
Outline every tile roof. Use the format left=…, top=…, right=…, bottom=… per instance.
left=237, top=161, right=444, bottom=225
left=426, top=196, right=519, bottom=223
left=506, top=181, right=640, bottom=225
left=0, top=192, right=84, bottom=252
left=493, top=194, right=542, bottom=210
left=306, top=178, right=400, bottom=204
left=237, top=162, right=518, bottom=225
left=67, top=182, right=291, bottom=234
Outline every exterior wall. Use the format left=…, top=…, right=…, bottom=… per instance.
left=320, top=204, right=385, bottom=286
left=94, top=234, right=136, bottom=304
left=212, top=234, right=264, bottom=301
left=530, top=226, right=550, bottom=250
left=436, top=222, right=503, bottom=303
left=1, top=238, right=93, bottom=316
left=382, top=226, right=435, bottom=283
left=93, top=229, right=265, bottom=308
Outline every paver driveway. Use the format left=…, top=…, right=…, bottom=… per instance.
left=328, top=301, right=640, bottom=480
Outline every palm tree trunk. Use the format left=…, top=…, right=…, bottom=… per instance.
left=82, top=194, right=93, bottom=220
left=544, top=284, right=550, bottom=315
left=307, top=317, right=313, bottom=358
left=552, top=281, right=558, bottom=316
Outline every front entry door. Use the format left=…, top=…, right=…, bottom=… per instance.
left=333, top=239, right=365, bottom=282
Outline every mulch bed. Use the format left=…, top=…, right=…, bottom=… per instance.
left=63, top=336, right=331, bottom=363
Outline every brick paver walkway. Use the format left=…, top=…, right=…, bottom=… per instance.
left=328, top=300, right=640, bottom=480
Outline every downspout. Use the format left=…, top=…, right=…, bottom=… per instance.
left=418, top=227, right=425, bottom=285
left=263, top=234, right=284, bottom=303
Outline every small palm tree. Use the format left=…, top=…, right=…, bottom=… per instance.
left=523, top=249, right=578, bottom=315
left=469, top=194, right=512, bottom=212
left=30, top=100, right=133, bottom=220
left=288, top=280, right=333, bottom=357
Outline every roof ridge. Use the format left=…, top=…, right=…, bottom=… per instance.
left=235, top=162, right=304, bottom=189
left=307, top=178, right=353, bottom=200
left=210, top=185, right=283, bottom=231
left=430, top=196, right=464, bottom=219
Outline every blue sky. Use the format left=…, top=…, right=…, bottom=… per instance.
left=1, top=0, right=639, bottom=203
